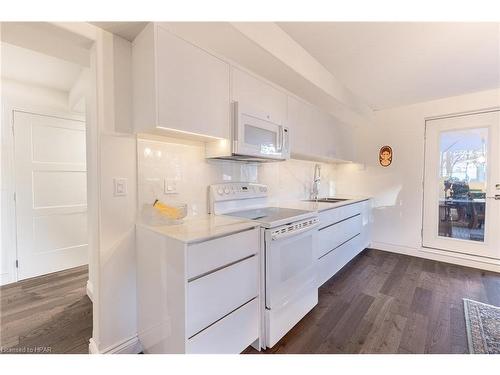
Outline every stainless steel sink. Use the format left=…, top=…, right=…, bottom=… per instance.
left=303, top=198, right=350, bottom=203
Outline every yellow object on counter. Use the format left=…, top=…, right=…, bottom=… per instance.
left=152, top=200, right=183, bottom=220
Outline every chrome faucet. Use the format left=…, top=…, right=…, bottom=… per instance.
left=311, top=164, right=321, bottom=200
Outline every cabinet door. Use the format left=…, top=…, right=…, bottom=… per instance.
left=287, top=95, right=312, bottom=156
left=312, top=110, right=347, bottom=161
left=309, top=107, right=330, bottom=159
left=323, top=113, right=340, bottom=160
left=156, top=26, right=230, bottom=139
left=231, top=67, right=287, bottom=125
left=335, top=122, right=357, bottom=162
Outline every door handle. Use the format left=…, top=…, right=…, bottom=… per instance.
left=486, top=195, right=500, bottom=200
left=277, top=126, right=283, bottom=151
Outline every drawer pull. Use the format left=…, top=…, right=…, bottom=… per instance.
left=319, top=213, right=360, bottom=231
left=318, top=233, right=360, bottom=260
left=188, top=226, right=258, bottom=244
left=188, top=253, right=256, bottom=282
left=188, top=297, right=258, bottom=340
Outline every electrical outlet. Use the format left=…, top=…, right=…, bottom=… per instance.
left=164, top=179, right=178, bottom=194
left=113, top=178, right=128, bottom=196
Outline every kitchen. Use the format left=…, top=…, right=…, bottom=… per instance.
left=1, top=2, right=500, bottom=373
left=130, top=21, right=500, bottom=354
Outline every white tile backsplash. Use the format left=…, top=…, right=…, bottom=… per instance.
left=137, top=137, right=337, bottom=216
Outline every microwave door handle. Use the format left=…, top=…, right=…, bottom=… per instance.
left=277, top=125, right=283, bottom=151
left=282, top=127, right=289, bottom=154
left=232, top=101, right=239, bottom=143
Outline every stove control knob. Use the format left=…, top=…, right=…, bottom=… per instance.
left=224, top=188, right=230, bottom=195
left=217, top=187, right=224, bottom=195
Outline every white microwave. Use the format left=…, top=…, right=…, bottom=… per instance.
left=206, top=102, right=290, bottom=162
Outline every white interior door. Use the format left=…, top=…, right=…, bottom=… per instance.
left=14, top=111, right=88, bottom=280
left=423, top=111, right=500, bottom=259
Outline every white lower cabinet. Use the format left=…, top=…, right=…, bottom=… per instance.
left=186, top=255, right=258, bottom=338
left=317, top=214, right=362, bottom=259
left=316, top=200, right=372, bottom=287
left=136, top=225, right=260, bottom=353
left=187, top=298, right=259, bottom=354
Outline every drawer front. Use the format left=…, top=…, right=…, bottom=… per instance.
left=187, top=255, right=259, bottom=338
left=317, top=214, right=361, bottom=258
left=317, top=234, right=362, bottom=287
left=187, top=227, right=259, bottom=279
left=318, top=202, right=362, bottom=228
left=187, top=298, right=259, bottom=354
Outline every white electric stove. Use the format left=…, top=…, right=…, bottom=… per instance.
left=209, top=182, right=319, bottom=349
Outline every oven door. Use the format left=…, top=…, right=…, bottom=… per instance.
left=233, top=102, right=289, bottom=160
left=265, top=225, right=318, bottom=310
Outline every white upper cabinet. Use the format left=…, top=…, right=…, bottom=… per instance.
left=335, top=122, right=358, bottom=162
left=231, top=67, right=287, bottom=126
left=133, top=23, right=230, bottom=140
left=319, top=112, right=341, bottom=160
left=310, top=107, right=331, bottom=159
left=287, top=96, right=347, bottom=161
left=287, top=95, right=312, bottom=157
left=132, top=23, right=357, bottom=162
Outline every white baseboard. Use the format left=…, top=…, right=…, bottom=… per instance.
left=89, top=336, right=142, bottom=354
left=86, top=280, right=93, bottom=302
left=88, top=338, right=99, bottom=354
left=371, top=241, right=500, bottom=273
left=89, top=335, right=142, bottom=354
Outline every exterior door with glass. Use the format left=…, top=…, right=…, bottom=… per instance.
left=423, top=111, right=500, bottom=259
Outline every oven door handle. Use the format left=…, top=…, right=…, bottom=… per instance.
left=271, top=221, right=320, bottom=241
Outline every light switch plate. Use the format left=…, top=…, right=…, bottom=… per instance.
left=114, top=178, right=128, bottom=196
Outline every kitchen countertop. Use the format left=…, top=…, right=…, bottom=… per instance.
left=274, top=195, right=371, bottom=213
left=137, top=195, right=371, bottom=243
left=136, top=214, right=259, bottom=244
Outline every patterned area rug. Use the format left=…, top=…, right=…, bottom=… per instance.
left=463, top=299, right=500, bottom=354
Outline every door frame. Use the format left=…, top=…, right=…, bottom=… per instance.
left=421, top=108, right=500, bottom=259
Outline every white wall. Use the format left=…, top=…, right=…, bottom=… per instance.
left=2, top=79, right=71, bottom=111
left=89, top=31, right=141, bottom=354
left=336, top=88, right=500, bottom=270
left=137, top=136, right=337, bottom=216
left=96, top=134, right=137, bottom=351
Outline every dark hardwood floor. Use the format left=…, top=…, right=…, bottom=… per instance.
left=0, top=265, right=92, bottom=354
left=244, top=248, right=500, bottom=354
left=1, top=250, right=499, bottom=354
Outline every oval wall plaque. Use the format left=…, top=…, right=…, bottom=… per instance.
left=379, top=145, right=393, bottom=167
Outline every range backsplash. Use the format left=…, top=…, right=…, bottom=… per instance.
left=137, top=137, right=337, bottom=217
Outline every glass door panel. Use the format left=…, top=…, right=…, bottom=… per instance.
left=438, top=128, right=487, bottom=242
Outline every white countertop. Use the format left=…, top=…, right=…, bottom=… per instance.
left=137, top=214, right=259, bottom=244
left=137, top=195, right=371, bottom=243
left=274, top=195, right=371, bottom=213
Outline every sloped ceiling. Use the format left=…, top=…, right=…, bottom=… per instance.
left=278, top=22, right=500, bottom=110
